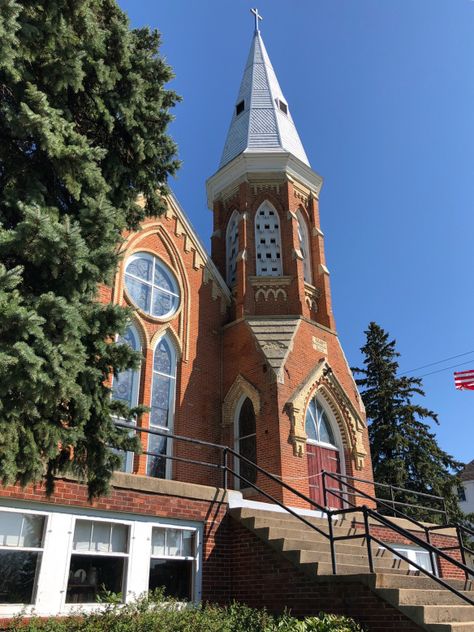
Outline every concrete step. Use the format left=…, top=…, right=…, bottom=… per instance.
left=275, top=534, right=388, bottom=557
left=427, top=624, right=474, bottom=632
left=244, top=516, right=359, bottom=540
left=300, top=560, right=417, bottom=577
left=402, top=605, right=474, bottom=624
left=233, top=507, right=356, bottom=535
left=374, top=573, right=474, bottom=592
left=377, top=588, right=474, bottom=606
left=284, top=546, right=410, bottom=571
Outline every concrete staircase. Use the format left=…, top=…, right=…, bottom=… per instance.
left=230, top=506, right=474, bottom=632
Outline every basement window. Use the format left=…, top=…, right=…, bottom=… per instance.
left=236, top=100, right=245, bottom=116
left=0, top=510, right=46, bottom=604
left=149, top=527, right=197, bottom=601
left=66, top=520, right=129, bottom=604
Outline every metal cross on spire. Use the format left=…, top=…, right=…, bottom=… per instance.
left=250, top=8, right=263, bottom=33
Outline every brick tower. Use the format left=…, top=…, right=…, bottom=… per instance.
left=207, top=16, right=374, bottom=505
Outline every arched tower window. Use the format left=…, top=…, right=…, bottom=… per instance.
left=255, top=201, right=282, bottom=277
left=111, top=323, right=141, bottom=472
left=226, top=210, right=240, bottom=286
left=297, top=210, right=312, bottom=284
left=235, top=397, right=257, bottom=488
left=148, top=334, right=177, bottom=479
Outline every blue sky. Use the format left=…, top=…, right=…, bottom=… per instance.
left=118, top=0, right=474, bottom=465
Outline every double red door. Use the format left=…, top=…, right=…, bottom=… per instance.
left=307, top=444, right=343, bottom=509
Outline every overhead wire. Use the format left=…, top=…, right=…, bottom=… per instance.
left=399, top=350, right=474, bottom=377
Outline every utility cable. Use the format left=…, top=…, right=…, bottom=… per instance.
left=399, top=350, right=474, bottom=377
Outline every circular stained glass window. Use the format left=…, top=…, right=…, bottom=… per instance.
left=124, top=253, right=180, bottom=319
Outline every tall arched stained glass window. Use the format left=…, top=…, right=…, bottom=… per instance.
left=147, top=334, right=177, bottom=479
left=111, top=323, right=141, bottom=472
left=305, top=398, right=337, bottom=447
left=296, top=210, right=312, bottom=284
left=112, top=325, right=141, bottom=408
left=255, top=201, right=282, bottom=277
left=226, top=210, right=240, bottom=286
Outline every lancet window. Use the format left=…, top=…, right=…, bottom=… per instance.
left=226, top=211, right=240, bottom=286
left=296, top=210, right=312, bottom=284
left=148, top=334, right=177, bottom=479
left=254, top=201, right=282, bottom=276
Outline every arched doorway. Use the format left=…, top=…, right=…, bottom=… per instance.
left=305, top=397, right=343, bottom=509
left=234, top=397, right=257, bottom=489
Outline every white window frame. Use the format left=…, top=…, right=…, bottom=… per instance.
left=254, top=201, right=283, bottom=277
left=148, top=524, right=199, bottom=602
left=380, top=544, right=437, bottom=575
left=124, top=252, right=180, bottom=320
left=0, top=507, right=47, bottom=609
left=64, top=517, right=131, bottom=607
left=147, top=333, right=177, bottom=480
left=0, top=506, right=202, bottom=618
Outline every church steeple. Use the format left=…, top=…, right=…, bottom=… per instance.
left=219, top=23, right=309, bottom=168
left=207, top=9, right=332, bottom=331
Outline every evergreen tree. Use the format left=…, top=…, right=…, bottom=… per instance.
left=0, top=0, right=179, bottom=497
left=353, top=322, right=466, bottom=523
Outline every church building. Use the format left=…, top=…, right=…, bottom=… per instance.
left=0, top=13, right=466, bottom=630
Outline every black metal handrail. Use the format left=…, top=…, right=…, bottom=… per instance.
left=323, top=470, right=474, bottom=579
left=113, top=421, right=474, bottom=605
left=323, top=471, right=448, bottom=523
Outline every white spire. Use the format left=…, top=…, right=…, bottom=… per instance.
left=219, top=29, right=310, bottom=168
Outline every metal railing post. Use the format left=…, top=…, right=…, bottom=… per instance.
left=390, top=485, right=396, bottom=517
left=327, top=510, right=337, bottom=575
left=456, top=525, right=468, bottom=580
left=222, top=448, right=228, bottom=491
left=322, top=470, right=328, bottom=508
left=363, top=506, right=374, bottom=573
left=425, top=528, right=437, bottom=576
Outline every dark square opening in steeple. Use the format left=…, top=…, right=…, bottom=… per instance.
left=278, top=100, right=288, bottom=115
left=236, top=100, right=245, bottom=116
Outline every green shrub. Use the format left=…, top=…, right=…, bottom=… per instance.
left=5, top=594, right=363, bottom=632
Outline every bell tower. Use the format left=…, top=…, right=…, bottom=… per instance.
left=208, top=12, right=373, bottom=505
left=207, top=18, right=334, bottom=329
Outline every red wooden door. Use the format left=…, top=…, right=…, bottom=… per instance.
left=307, top=444, right=343, bottom=509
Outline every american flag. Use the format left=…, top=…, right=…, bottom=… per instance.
left=454, top=370, right=474, bottom=391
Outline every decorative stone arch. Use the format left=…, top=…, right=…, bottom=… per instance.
left=222, top=375, right=261, bottom=428
left=115, top=221, right=191, bottom=362
left=150, top=324, right=182, bottom=359
left=285, top=360, right=367, bottom=469
left=130, top=315, right=149, bottom=350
